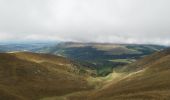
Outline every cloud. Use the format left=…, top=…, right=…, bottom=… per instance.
left=0, top=0, right=170, bottom=45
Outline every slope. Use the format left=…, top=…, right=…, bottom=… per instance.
left=69, top=48, right=170, bottom=100
left=37, top=42, right=165, bottom=76
left=0, top=52, right=93, bottom=100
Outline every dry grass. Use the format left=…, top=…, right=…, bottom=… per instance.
left=1, top=48, right=170, bottom=100
left=68, top=48, right=170, bottom=100
left=0, top=53, right=93, bottom=100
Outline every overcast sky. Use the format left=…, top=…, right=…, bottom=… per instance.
left=0, top=0, right=170, bottom=45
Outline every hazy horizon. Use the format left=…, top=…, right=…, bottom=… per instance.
left=0, top=0, right=170, bottom=45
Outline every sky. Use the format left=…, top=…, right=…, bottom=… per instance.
left=0, top=0, right=170, bottom=45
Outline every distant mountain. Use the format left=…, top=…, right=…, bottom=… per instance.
left=70, top=48, right=170, bottom=100
left=37, top=42, right=166, bottom=76
left=0, top=42, right=167, bottom=76
left=0, top=52, right=93, bottom=100
left=0, top=42, right=57, bottom=52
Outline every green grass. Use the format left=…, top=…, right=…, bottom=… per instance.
left=109, top=59, right=134, bottom=63
left=97, top=67, right=113, bottom=76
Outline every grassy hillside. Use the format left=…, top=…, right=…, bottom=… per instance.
left=0, top=52, right=94, bottom=100
left=37, top=42, right=165, bottom=76
left=0, top=46, right=169, bottom=100
left=69, top=48, right=170, bottom=100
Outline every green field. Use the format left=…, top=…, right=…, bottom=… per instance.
left=36, top=42, right=165, bottom=76
left=109, top=59, right=135, bottom=63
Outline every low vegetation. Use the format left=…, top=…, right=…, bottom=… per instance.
left=68, top=48, right=170, bottom=100
left=0, top=52, right=94, bottom=100
left=0, top=43, right=169, bottom=100
left=37, top=42, right=165, bottom=76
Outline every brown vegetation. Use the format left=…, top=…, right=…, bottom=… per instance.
left=70, top=48, right=170, bottom=100
left=0, top=52, right=93, bottom=100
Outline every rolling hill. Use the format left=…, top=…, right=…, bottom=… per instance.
left=37, top=42, right=166, bottom=76
left=0, top=45, right=169, bottom=100
left=0, top=42, right=165, bottom=76
left=0, top=52, right=94, bottom=100
left=69, top=48, right=170, bottom=100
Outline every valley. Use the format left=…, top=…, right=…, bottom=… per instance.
left=36, top=42, right=165, bottom=76
left=41, top=47, right=170, bottom=100
left=0, top=42, right=169, bottom=100
left=1, top=0, right=170, bottom=99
